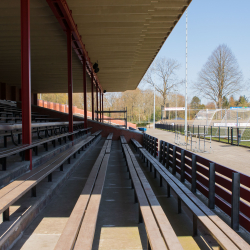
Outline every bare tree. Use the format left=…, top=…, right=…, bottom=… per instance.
left=195, top=44, right=243, bottom=108
left=142, top=57, right=181, bottom=107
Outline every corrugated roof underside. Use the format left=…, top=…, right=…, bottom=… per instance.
left=0, top=0, right=190, bottom=93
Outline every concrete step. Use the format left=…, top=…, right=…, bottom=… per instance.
left=0, top=135, right=100, bottom=250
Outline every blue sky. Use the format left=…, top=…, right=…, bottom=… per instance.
left=139, top=0, right=250, bottom=104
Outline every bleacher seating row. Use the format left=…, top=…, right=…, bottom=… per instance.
left=131, top=138, right=249, bottom=250
left=54, top=133, right=113, bottom=250
left=0, top=131, right=101, bottom=222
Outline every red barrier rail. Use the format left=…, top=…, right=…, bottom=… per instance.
left=154, top=140, right=250, bottom=232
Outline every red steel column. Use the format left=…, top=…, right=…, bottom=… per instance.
left=96, top=84, right=98, bottom=122
left=21, top=0, right=32, bottom=169
left=91, top=72, right=94, bottom=120
left=67, top=30, right=73, bottom=140
left=102, top=93, right=104, bottom=122
left=99, top=89, right=102, bottom=122
left=83, top=57, right=87, bottom=128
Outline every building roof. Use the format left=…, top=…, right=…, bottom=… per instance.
left=0, top=0, right=191, bottom=93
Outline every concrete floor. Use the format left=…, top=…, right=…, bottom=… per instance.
left=146, top=128, right=250, bottom=175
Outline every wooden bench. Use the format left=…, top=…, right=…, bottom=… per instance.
left=131, top=138, right=143, bottom=151
left=92, top=130, right=102, bottom=137
left=0, top=128, right=88, bottom=170
left=120, top=135, right=127, bottom=144
left=139, top=147, right=249, bottom=250
left=54, top=139, right=111, bottom=250
left=0, top=135, right=96, bottom=222
left=107, top=133, right=113, bottom=140
left=121, top=143, right=175, bottom=250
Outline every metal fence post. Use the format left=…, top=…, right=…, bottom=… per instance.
left=181, top=149, right=185, bottom=182
left=191, top=154, right=197, bottom=193
left=237, top=128, right=239, bottom=146
left=231, top=127, right=233, bottom=145
left=166, top=143, right=170, bottom=169
left=228, top=127, right=230, bottom=144
left=153, top=138, right=157, bottom=158
left=231, top=172, right=240, bottom=231
left=198, top=125, right=199, bottom=137
left=162, top=141, right=166, bottom=167
left=159, top=140, right=163, bottom=163
left=208, top=163, right=215, bottom=209
left=219, top=127, right=220, bottom=142
left=172, top=146, right=176, bottom=176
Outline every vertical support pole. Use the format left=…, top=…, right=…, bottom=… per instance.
left=96, top=84, right=98, bottom=121
left=231, top=172, right=240, bottom=231
left=166, top=143, right=170, bottom=169
left=159, top=140, right=163, bottom=163
left=21, top=0, right=32, bottom=169
left=99, top=89, right=102, bottom=122
left=208, top=163, right=215, bottom=209
left=102, top=93, right=104, bottom=122
left=91, top=72, right=94, bottom=120
left=191, top=154, right=197, bottom=193
left=153, top=138, right=157, bottom=158
left=67, top=29, right=73, bottom=140
left=231, top=127, right=233, bottom=145
left=83, top=57, right=87, bottom=128
left=181, top=149, right=185, bottom=182
left=172, top=146, right=176, bottom=175
left=162, top=141, right=166, bottom=166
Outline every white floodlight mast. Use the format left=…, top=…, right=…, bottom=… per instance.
left=185, top=10, right=188, bottom=141
left=153, top=83, right=155, bottom=129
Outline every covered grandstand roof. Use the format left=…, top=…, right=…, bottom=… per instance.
left=0, top=0, right=191, bottom=93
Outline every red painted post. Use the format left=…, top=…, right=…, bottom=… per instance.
left=102, top=93, right=104, bottom=122
left=21, top=0, right=32, bottom=169
left=83, top=57, right=87, bottom=128
left=67, top=30, right=73, bottom=140
left=96, top=84, right=98, bottom=122
left=91, top=72, right=94, bottom=120
left=99, top=89, right=102, bottom=122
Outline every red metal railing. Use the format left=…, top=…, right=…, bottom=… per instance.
left=157, top=141, right=250, bottom=232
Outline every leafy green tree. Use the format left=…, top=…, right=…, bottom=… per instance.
left=222, top=96, right=229, bottom=108
left=236, top=95, right=248, bottom=107
left=190, top=96, right=201, bottom=109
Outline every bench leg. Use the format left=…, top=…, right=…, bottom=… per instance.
left=167, top=183, right=170, bottom=198
left=147, top=239, right=151, bottom=250
left=60, top=164, right=63, bottom=171
left=31, top=186, right=36, bottom=197
left=154, top=168, right=156, bottom=179
left=35, top=146, right=38, bottom=156
left=74, top=153, right=76, bottom=159
left=1, top=157, right=7, bottom=171
left=160, top=176, right=163, bottom=187
left=138, top=206, right=143, bottom=224
left=178, top=197, right=181, bottom=214
left=149, top=163, right=152, bottom=172
left=48, top=173, right=52, bottom=182
left=68, top=157, right=71, bottom=164
left=134, top=190, right=138, bottom=203
left=53, top=140, right=56, bottom=148
left=3, top=208, right=9, bottom=221
left=4, top=136, right=7, bottom=148
left=193, top=214, right=198, bottom=236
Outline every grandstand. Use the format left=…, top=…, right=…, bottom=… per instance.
left=0, top=1, right=249, bottom=250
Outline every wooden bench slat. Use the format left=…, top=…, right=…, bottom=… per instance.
left=0, top=136, right=94, bottom=214
left=74, top=154, right=110, bottom=250
left=140, top=149, right=244, bottom=250
left=124, top=145, right=183, bottom=250
left=54, top=151, right=107, bottom=250
left=143, top=149, right=250, bottom=250
left=122, top=145, right=168, bottom=250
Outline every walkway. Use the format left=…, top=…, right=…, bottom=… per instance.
left=146, top=128, right=250, bottom=176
